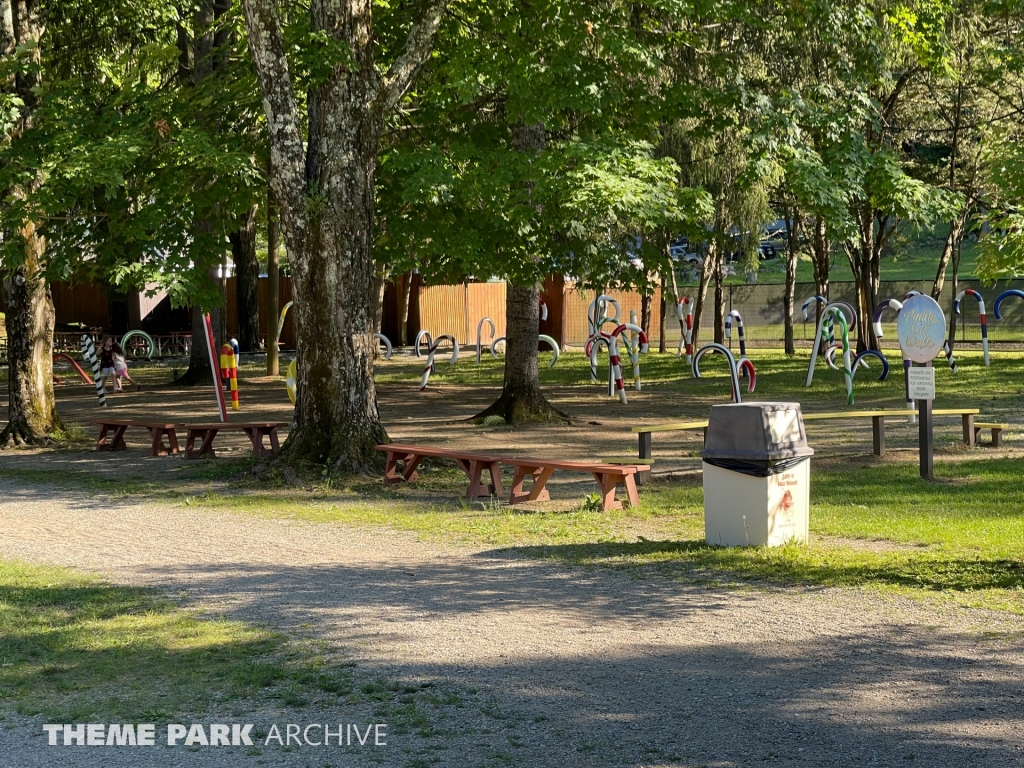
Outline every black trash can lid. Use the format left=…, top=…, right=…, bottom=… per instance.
left=701, top=402, right=814, bottom=462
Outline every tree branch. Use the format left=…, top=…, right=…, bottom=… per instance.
left=375, top=0, right=450, bottom=117
left=239, top=0, right=306, bottom=227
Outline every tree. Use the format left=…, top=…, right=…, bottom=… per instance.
left=231, top=204, right=261, bottom=351
left=239, top=0, right=449, bottom=472
left=0, top=0, right=61, bottom=445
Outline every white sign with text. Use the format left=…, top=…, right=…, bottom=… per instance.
left=907, top=366, right=936, bottom=401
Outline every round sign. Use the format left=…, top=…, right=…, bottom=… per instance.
left=897, top=294, right=947, bottom=364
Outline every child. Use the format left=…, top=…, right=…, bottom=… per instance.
left=99, top=336, right=117, bottom=392
left=112, top=343, right=141, bottom=392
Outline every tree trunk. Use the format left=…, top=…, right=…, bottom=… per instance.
left=640, top=286, right=652, bottom=339
left=231, top=204, right=261, bottom=352
left=658, top=273, right=667, bottom=354
left=241, top=0, right=448, bottom=474
left=397, top=269, right=414, bottom=346
left=177, top=303, right=221, bottom=385
left=690, top=240, right=716, bottom=347
left=713, top=267, right=725, bottom=344
left=1, top=237, right=62, bottom=446
left=473, top=282, right=567, bottom=423
left=932, top=216, right=966, bottom=301
left=266, top=187, right=280, bottom=375
left=783, top=206, right=800, bottom=355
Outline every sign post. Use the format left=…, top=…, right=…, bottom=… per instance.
left=897, top=295, right=946, bottom=480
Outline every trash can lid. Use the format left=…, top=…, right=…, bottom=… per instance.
left=701, top=402, right=814, bottom=462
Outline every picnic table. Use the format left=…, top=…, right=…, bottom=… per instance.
left=92, top=419, right=180, bottom=456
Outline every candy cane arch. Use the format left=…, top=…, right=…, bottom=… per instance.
left=374, top=333, right=393, bottom=360
left=220, top=343, right=239, bottom=411
left=801, top=295, right=827, bottom=321
left=414, top=330, right=433, bottom=358
left=538, top=334, right=560, bottom=368
left=587, top=294, right=620, bottom=337
left=418, top=335, right=459, bottom=390
left=277, top=301, right=293, bottom=341
left=873, top=298, right=913, bottom=414
left=806, top=306, right=854, bottom=405
left=676, top=297, right=693, bottom=362
left=850, top=349, right=890, bottom=381
left=954, top=290, right=988, bottom=366
left=724, top=310, right=748, bottom=375
left=475, top=318, right=495, bottom=364
left=611, top=323, right=648, bottom=391
left=692, top=343, right=745, bottom=403
left=79, top=335, right=106, bottom=407
left=203, top=313, right=228, bottom=422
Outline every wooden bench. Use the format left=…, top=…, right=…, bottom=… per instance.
left=183, top=422, right=286, bottom=460
left=972, top=422, right=1008, bottom=447
left=375, top=444, right=507, bottom=500
left=801, top=410, right=917, bottom=457
left=92, top=420, right=180, bottom=456
left=601, top=457, right=654, bottom=485
left=503, top=457, right=643, bottom=511
left=931, top=408, right=982, bottom=447
left=633, top=421, right=709, bottom=460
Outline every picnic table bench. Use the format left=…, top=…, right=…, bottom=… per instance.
left=632, top=407, right=983, bottom=459
left=92, top=419, right=180, bottom=456
left=503, top=457, right=645, bottom=511
left=972, top=421, right=1008, bottom=447
left=375, top=444, right=507, bottom=500
left=183, top=422, right=287, bottom=460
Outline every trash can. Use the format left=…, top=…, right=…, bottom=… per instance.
left=701, top=402, right=813, bottom=547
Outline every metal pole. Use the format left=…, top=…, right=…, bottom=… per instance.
left=918, top=362, right=933, bottom=480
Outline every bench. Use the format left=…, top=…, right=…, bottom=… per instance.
left=92, top=420, right=180, bottom=456
left=503, top=457, right=644, bottom=511
left=633, top=421, right=709, bottom=460
left=601, top=457, right=654, bottom=485
left=375, top=444, right=506, bottom=500
left=931, top=408, right=982, bottom=447
left=183, top=422, right=286, bottom=460
left=972, top=422, right=1008, bottom=447
left=801, top=410, right=917, bottom=457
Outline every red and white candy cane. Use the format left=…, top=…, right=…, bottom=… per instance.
left=725, top=310, right=748, bottom=375
left=418, top=335, right=459, bottom=391
left=676, top=297, right=693, bottom=362
left=611, top=323, right=648, bottom=391
left=608, top=335, right=628, bottom=404
left=414, top=330, right=433, bottom=358
left=203, top=313, right=228, bottom=422
left=954, top=289, right=989, bottom=366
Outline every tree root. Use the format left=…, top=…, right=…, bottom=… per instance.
left=0, top=420, right=57, bottom=449
left=472, top=390, right=569, bottom=425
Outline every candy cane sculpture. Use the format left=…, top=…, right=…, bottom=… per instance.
left=611, top=323, right=648, bottom=391
left=873, top=298, right=914, bottom=415
left=414, top=330, right=433, bottom=358
left=692, top=343, right=745, bottom=403
left=806, top=306, right=854, bottom=405
left=587, top=333, right=612, bottom=387
left=203, top=313, right=228, bottom=422
left=539, top=297, right=548, bottom=321
left=220, top=344, right=239, bottom=411
left=587, top=294, right=620, bottom=337
left=373, top=333, right=393, bottom=360
left=539, top=334, right=560, bottom=368
left=608, top=335, right=629, bottom=403
left=850, top=349, right=890, bottom=381
left=277, top=301, right=293, bottom=341
left=79, top=335, right=106, bottom=407
left=724, top=310, right=748, bottom=375
left=476, top=318, right=495, bottom=364
left=418, top=335, right=459, bottom=390
left=676, top=297, right=694, bottom=362
left=801, top=295, right=828, bottom=321
left=953, top=290, right=988, bottom=366
left=285, top=359, right=297, bottom=404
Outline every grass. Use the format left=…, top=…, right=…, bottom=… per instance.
left=0, top=558, right=484, bottom=736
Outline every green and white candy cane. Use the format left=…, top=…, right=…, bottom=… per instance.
left=807, top=306, right=854, bottom=405
left=120, top=330, right=155, bottom=359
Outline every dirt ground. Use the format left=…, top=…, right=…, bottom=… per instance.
left=2, top=353, right=1024, bottom=767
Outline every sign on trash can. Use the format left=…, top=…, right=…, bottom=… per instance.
left=701, top=403, right=813, bottom=547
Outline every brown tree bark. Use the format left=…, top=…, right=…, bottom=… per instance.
left=231, top=204, right=261, bottom=352
left=782, top=207, right=801, bottom=356
left=266, top=186, right=280, bottom=375
left=241, top=0, right=449, bottom=472
left=658, top=273, right=667, bottom=354
left=0, top=0, right=61, bottom=445
left=690, top=240, right=716, bottom=348
left=473, top=282, right=567, bottom=423
left=397, top=269, right=414, bottom=346
left=713, top=267, right=725, bottom=344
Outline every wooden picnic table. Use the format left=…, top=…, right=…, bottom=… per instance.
left=502, top=457, right=645, bottom=511
left=183, top=422, right=287, bottom=460
left=375, top=444, right=507, bottom=500
left=92, top=419, right=180, bottom=456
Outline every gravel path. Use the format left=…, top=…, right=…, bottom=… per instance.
left=2, top=481, right=1024, bottom=768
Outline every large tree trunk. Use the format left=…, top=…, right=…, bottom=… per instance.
left=658, top=273, right=667, bottom=354
left=241, top=0, right=448, bottom=473
left=231, top=204, right=261, bottom=352
left=473, top=282, right=566, bottom=423
left=782, top=206, right=800, bottom=355
left=932, top=215, right=966, bottom=301
left=1, top=237, right=62, bottom=446
left=397, top=269, right=414, bottom=346
left=266, top=187, right=280, bottom=375
left=690, top=240, right=716, bottom=347
left=177, top=303, right=221, bottom=385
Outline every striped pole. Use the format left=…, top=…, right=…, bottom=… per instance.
left=220, top=344, right=240, bottom=410
left=204, top=313, right=228, bottom=422
left=79, top=335, right=106, bottom=407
